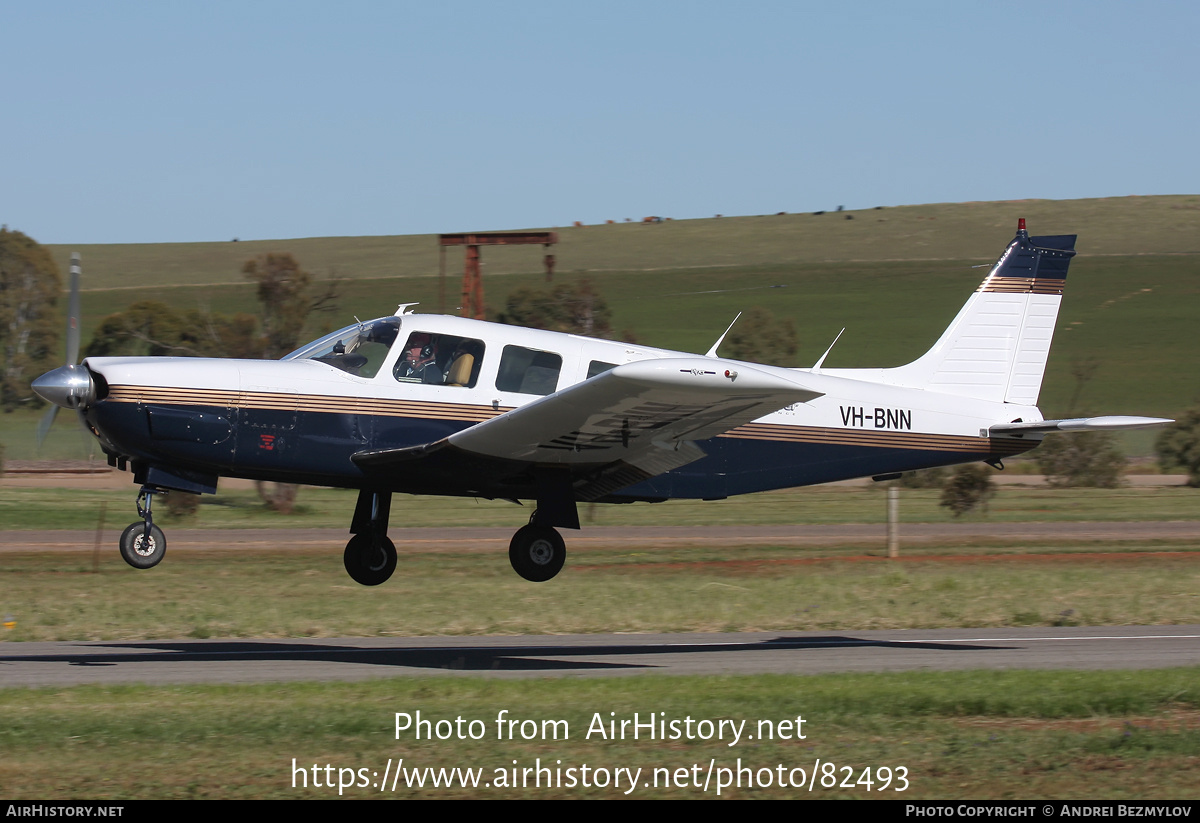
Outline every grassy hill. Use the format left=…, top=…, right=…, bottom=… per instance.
left=13, top=195, right=1198, bottom=459
left=45, top=194, right=1200, bottom=290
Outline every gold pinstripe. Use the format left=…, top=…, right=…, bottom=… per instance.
left=718, top=422, right=1029, bottom=455
left=977, top=276, right=1064, bottom=295
left=106, top=385, right=509, bottom=422
left=107, top=384, right=1029, bottom=455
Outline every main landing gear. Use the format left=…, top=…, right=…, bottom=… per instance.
left=119, top=486, right=167, bottom=569
left=344, top=490, right=397, bottom=586
left=508, top=516, right=566, bottom=582
left=339, top=492, right=570, bottom=586
left=504, top=470, right=576, bottom=582
left=344, top=533, right=397, bottom=586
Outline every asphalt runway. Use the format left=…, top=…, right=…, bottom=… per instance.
left=3, top=626, right=1198, bottom=687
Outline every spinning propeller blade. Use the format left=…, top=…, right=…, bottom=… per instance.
left=66, top=253, right=81, bottom=366
left=36, top=253, right=83, bottom=448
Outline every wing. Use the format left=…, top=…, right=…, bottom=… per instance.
left=989, top=415, right=1173, bottom=436
left=353, top=357, right=822, bottom=498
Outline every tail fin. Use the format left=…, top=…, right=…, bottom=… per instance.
left=890, top=220, right=1076, bottom=405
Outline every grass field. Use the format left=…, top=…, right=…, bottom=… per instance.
left=2, top=532, right=1197, bottom=799
left=43, top=194, right=1200, bottom=290
left=0, top=482, right=1197, bottom=531
left=2, top=537, right=1198, bottom=641
left=2, top=670, right=1197, bottom=798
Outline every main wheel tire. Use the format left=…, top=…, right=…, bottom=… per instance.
left=119, top=523, right=166, bottom=569
left=343, top=533, right=397, bottom=586
left=509, top=524, right=566, bottom=582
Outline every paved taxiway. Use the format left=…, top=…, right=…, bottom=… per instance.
left=2, top=626, right=1198, bottom=687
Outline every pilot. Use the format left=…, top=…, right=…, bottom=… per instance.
left=395, top=333, right=443, bottom=384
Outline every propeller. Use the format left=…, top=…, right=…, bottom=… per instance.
left=34, top=253, right=90, bottom=446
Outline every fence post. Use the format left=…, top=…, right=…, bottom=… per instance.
left=887, top=485, right=899, bottom=558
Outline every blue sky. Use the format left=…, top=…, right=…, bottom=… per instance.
left=3, top=1, right=1197, bottom=244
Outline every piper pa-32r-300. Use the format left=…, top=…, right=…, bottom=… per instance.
left=33, top=220, right=1171, bottom=585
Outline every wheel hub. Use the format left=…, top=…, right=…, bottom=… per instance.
left=528, top=539, right=554, bottom=565
left=365, top=547, right=389, bottom=571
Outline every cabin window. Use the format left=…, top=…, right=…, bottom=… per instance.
left=496, top=345, right=562, bottom=395
left=587, top=360, right=618, bottom=379
left=393, top=332, right=486, bottom=387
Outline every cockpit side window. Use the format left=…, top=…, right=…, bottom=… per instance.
left=393, top=332, right=486, bottom=387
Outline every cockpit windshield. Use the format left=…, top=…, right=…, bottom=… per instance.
left=282, top=316, right=401, bottom=378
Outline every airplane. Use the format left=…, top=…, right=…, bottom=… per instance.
left=32, top=220, right=1172, bottom=586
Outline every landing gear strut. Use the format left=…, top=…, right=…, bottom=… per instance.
left=508, top=514, right=566, bottom=582
left=120, top=486, right=166, bottom=569
left=344, top=489, right=396, bottom=586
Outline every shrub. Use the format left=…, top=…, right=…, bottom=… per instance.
left=164, top=490, right=200, bottom=518
left=1034, top=431, right=1126, bottom=488
left=939, top=464, right=996, bottom=517
left=899, top=467, right=948, bottom=489
left=1155, top=405, right=1200, bottom=487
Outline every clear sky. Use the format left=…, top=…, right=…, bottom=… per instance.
left=3, top=1, right=1197, bottom=244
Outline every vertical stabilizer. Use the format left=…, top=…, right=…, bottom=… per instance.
left=890, top=222, right=1076, bottom=405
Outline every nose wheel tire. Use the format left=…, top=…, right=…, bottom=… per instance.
left=343, top=534, right=397, bottom=586
left=509, top=524, right=566, bottom=582
left=119, top=523, right=166, bottom=569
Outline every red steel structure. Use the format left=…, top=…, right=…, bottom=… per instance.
left=438, top=231, right=558, bottom=319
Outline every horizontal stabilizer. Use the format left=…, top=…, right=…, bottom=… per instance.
left=989, top=415, right=1173, bottom=436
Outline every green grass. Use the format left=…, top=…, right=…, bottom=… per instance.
left=43, top=195, right=1200, bottom=291
left=2, top=670, right=1197, bottom=798
left=0, top=483, right=1198, bottom=531
left=2, top=541, right=1198, bottom=641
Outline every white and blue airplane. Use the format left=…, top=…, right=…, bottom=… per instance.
left=33, top=221, right=1171, bottom=585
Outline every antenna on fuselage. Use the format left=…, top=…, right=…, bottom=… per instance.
left=705, top=312, right=742, bottom=358
left=394, top=303, right=419, bottom=316
left=812, top=328, right=845, bottom=373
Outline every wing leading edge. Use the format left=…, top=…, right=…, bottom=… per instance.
left=353, top=357, right=822, bottom=491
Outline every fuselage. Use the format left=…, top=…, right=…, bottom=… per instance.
left=78, top=311, right=1039, bottom=502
